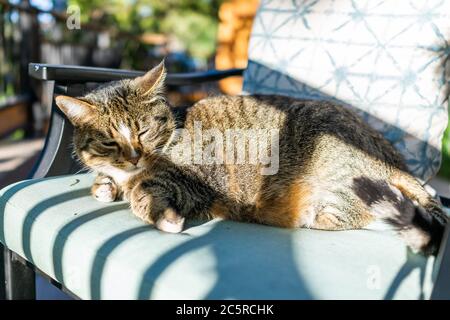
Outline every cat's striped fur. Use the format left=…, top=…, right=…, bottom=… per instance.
left=55, top=61, right=448, bottom=255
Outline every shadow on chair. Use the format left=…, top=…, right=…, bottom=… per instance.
left=133, top=221, right=312, bottom=299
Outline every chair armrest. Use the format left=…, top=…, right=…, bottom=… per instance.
left=431, top=195, right=450, bottom=299
left=431, top=221, right=450, bottom=299
left=29, top=63, right=245, bottom=85
left=440, top=195, right=450, bottom=208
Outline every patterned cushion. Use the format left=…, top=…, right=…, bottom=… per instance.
left=243, top=0, right=450, bottom=181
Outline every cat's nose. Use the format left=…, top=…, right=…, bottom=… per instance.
left=128, top=154, right=141, bottom=166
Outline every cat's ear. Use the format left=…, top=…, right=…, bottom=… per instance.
left=132, top=60, right=166, bottom=95
left=55, top=95, right=96, bottom=126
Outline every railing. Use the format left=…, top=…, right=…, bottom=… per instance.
left=0, top=94, right=31, bottom=138
left=0, top=0, right=167, bottom=138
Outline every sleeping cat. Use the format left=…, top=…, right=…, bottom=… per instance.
left=55, top=61, right=448, bottom=255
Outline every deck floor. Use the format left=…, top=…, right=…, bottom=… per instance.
left=0, top=138, right=71, bottom=299
left=0, top=138, right=43, bottom=189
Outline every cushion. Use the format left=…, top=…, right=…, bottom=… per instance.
left=0, top=174, right=437, bottom=299
left=243, top=0, right=450, bottom=182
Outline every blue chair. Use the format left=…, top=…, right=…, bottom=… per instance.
left=1, top=0, right=450, bottom=299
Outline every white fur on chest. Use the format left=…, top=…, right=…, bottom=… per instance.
left=98, top=165, right=142, bottom=185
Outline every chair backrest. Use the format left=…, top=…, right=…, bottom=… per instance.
left=243, top=0, right=450, bottom=182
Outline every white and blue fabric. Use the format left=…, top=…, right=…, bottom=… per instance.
left=243, top=0, right=450, bottom=182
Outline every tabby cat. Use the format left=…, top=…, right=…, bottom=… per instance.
left=55, top=61, right=448, bottom=255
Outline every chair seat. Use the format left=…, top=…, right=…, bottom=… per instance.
left=0, top=174, right=436, bottom=299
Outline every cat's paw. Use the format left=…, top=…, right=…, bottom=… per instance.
left=92, top=177, right=118, bottom=203
left=155, top=208, right=185, bottom=233
left=129, top=183, right=153, bottom=222
left=129, top=183, right=185, bottom=232
left=400, top=227, right=435, bottom=255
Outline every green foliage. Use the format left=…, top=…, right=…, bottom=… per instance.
left=67, top=0, right=224, bottom=60
left=439, top=104, right=450, bottom=179
left=9, top=129, right=25, bottom=141
left=161, top=10, right=218, bottom=59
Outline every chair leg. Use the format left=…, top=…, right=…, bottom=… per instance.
left=0, top=244, right=5, bottom=300
left=3, top=248, right=36, bottom=300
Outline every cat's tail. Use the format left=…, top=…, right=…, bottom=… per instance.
left=353, top=171, right=448, bottom=255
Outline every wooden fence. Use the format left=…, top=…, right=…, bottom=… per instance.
left=216, top=0, right=258, bottom=94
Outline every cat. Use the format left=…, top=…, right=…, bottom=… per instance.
left=55, top=61, right=448, bottom=255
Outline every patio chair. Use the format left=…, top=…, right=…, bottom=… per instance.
left=2, top=0, right=450, bottom=299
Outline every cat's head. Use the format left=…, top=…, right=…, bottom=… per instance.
left=55, top=61, right=175, bottom=175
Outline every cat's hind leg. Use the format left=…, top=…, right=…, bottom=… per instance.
left=307, top=204, right=373, bottom=231
left=254, top=180, right=371, bottom=230
left=353, top=174, right=448, bottom=255
left=91, top=174, right=120, bottom=202
left=295, top=184, right=374, bottom=231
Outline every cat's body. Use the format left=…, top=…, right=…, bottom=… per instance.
left=56, top=62, right=448, bottom=255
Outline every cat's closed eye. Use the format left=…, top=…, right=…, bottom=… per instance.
left=138, top=130, right=149, bottom=139
left=154, top=115, right=168, bottom=123
left=101, top=141, right=118, bottom=148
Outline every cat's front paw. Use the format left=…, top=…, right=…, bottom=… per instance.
left=130, top=183, right=185, bottom=233
left=129, top=183, right=153, bottom=223
left=92, top=177, right=119, bottom=203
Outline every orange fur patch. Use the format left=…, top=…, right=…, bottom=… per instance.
left=255, top=181, right=312, bottom=228
left=389, top=170, right=427, bottom=204
left=210, top=201, right=233, bottom=219
left=226, top=164, right=240, bottom=194
left=209, top=180, right=313, bottom=229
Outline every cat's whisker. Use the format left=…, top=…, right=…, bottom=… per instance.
left=74, top=167, right=89, bottom=175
